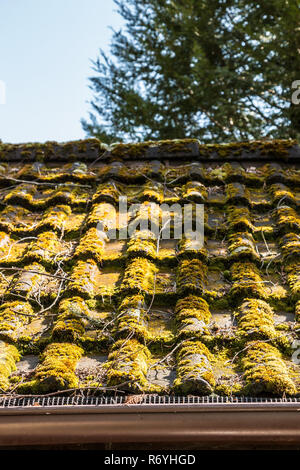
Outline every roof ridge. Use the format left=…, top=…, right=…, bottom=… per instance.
left=0, top=138, right=299, bottom=162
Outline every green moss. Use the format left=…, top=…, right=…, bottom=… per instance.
left=226, top=183, right=250, bottom=205
left=198, top=139, right=296, bottom=159
left=227, top=206, right=254, bottom=233
left=182, top=181, right=208, bottom=202
left=230, top=262, right=266, bottom=302
left=177, top=259, right=207, bottom=295
left=92, top=182, right=120, bottom=204
left=110, top=142, right=150, bottom=158
left=110, top=139, right=197, bottom=159
left=157, top=139, right=198, bottom=153
left=127, top=230, right=157, bottom=260
left=24, top=231, right=61, bottom=265
left=52, top=297, right=88, bottom=342
left=275, top=206, right=300, bottom=233
left=215, top=383, right=243, bottom=396
left=40, top=205, right=72, bottom=232
left=106, top=338, right=151, bottom=392
left=270, top=183, right=296, bottom=207
left=0, top=301, right=34, bottom=342
left=241, top=341, right=296, bottom=396
left=209, top=166, right=227, bottom=182
left=173, top=340, right=215, bottom=395
left=0, top=342, right=20, bottom=390
left=175, top=295, right=211, bottom=338
left=67, top=259, right=99, bottom=298
left=74, top=227, right=105, bottom=264
left=228, top=232, right=259, bottom=263
left=177, top=237, right=207, bottom=261
left=85, top=202, right=117, bottom=232
left=235, top=298, right=277, bottom=342
left=18, top=342, right=83, bottom=393
left=117, top=294, right=148, bottom=340
left=121, top=257, right=157, bottom=294
left=280, top=233, right=300, bottom=262
left=286, top=262, right=300, bottom=302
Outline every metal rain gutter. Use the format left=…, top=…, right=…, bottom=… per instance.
left=0, top=397, right=300, bottom=447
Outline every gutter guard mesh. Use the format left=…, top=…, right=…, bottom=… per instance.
left=1, top=395, right=300, bottom=408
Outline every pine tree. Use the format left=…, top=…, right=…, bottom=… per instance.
left=82, top=0, right=300, bottom=143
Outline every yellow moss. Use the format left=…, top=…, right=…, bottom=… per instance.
left=52, top=297, right=88, bottom=342
left=0, top=342, right=20, bottom=390
left=230, top=262, right=266, bottom=301
left=295, top=300, right=300, bottom=322
left=4, top=184, right=36, bottom=206
left=285, top=262, right=300, bottom=301
left=86, top=202, right=118, bottom=231
left=269, top=183, right=296, bottom=206
left=280, top=233, right=300, bottom=262
left=40, top=205, right=72, bottom=232
left=13, top=262, right=46, bottom=298
left=173, top=340, right=215, bottom=394
left=275, top=206, right=300, bottom=233
left=133, top=202, right=161, bottom=231
left=106, top=338, right=151, bottom=391
left=0, top=232, right=10, bottom=257
left=241, top=341, right=296, bottom=396
left=177, top=259, right=207, bottom=295
left=127, top=230, right=157, bottom=260
left=177, top=236, right=207, bottom=260
left=226, top=183, right=250, bottom=205
left=117, top=294, right=148, bottom=339
left=49, top=185, right=90, bottom=207
left=228, top=232, right=258, bottom=262
left=92, top=182, right=120, bottom=204
left=182, top=181, right=208, bottom=202
left=121, top=257, right=157, bottom=294
left=67, top=259, right=99, bottom=298
left=35, top=162, right=95, bottom=183
left=3, top=182, right=89, bottom=210
left=227, top=206, right=254, bottom=232
left=0, top=205, right=34, bottom=234
left=0, top=301, right=34, bottom=342
left=141, top=182, right=164, bottom=204
left=235, top=298, right=277, bottom=342
left=19, top=343, right=83, bottom=393
left=175, top=295, right=211, bottom=337
left=74, top=227, right=105, bottom=263
left=24, top=231, right=61, bottom=264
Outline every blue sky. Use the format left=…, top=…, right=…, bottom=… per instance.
left=0, top=0, right=123, bottom=143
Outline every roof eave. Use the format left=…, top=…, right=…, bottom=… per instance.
left=0, top=402, right=300, bottom=448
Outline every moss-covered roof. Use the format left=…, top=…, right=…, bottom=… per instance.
left=0, top=138, right=299, bottom=399
left=0, top=138, right=299, bottom=162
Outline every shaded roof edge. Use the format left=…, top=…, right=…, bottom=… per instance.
left=0, top=138, right=299, bottom=162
